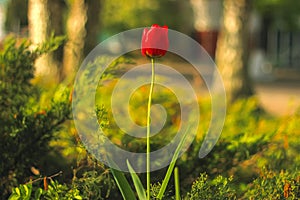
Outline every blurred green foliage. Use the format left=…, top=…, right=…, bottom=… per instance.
left=89, top=56, right=300, bottom=198
left=254, top=0, right=300, bottom=30
left=101, top=0, right=193, bottom=37
left=2, top=36, right=300, bottom=199
left=5, top=0, right=194, bottom=39
left=6, top=53, right=300, bottom=198
left=244, top=168, right=300, bottom=199
left=9, top=179, right=82, bottom=200
left=0, top=36, right=70, bottom=197
left=5, top=0, right=28, bottom=33
left=185, top=173, right=236, bottom=199
left=2, top=0, right=300, bottom=199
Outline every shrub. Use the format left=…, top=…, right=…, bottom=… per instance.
left=0, top=36, right=70, bottom=197
left=184, top=173, right=236, bottom=199
left=5, top=44, right=300, bottom=199
left=8, top=179, right=82, bottom=200
left=244, top=168, right=300, bottom=199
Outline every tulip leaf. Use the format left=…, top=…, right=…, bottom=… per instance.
left=157, top=125, right=191, bottom=199
left=108, top=157, right=136, bottom=200
left=127, top=160, right=147, bottom=200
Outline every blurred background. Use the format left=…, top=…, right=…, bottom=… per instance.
left=1, top=0, right=300, bottom=198
left=0, top=0, right=299, bottom=115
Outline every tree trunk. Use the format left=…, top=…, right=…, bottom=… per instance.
left=215, top=0, right=253, bottom=102
left=5, top=0, right=28, bottom=34
left=28, top=0, right=58, bottom=83
left=48, top=0, right=66, bottom=81
left=190, top=0, right=222, bottom=58
left=62, top=0, right=87, bottom=80
left=84, top=0, right=101, bottom=56
left=0, top=3, right=6, bottom=39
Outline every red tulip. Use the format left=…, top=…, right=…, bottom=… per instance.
left=141, top=24, right=169, bottom=58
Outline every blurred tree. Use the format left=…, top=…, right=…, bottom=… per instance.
left=5, top=0, right=28, bottom=34
left=254, top=0, right=300, bottom=53
left=190, top=0, right=222, bottom=58
left=28, top=0, right=60, bottom=84
left=62, top=0, right=101, bottom=80
left=6, top=0, right=101, bottom=82
left=215, top=0, right=253, bottom=102
left=84, top=0, right=101, bottom=56
left=0, top=2, right=6, bottom=39
left=7, top=0, right=193, bottom=82
left=101, top=0, right=193, bottom=37
left=254, top=0, right=300, bottom=31
left=48, top=0, right=66, bottom=81
left=62, top=0, right=86, bottom=80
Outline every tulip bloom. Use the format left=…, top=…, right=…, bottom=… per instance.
left=141, top=24, right=169, bottom=58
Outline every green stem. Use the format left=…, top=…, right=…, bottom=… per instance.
left=157, top=125, right=191, bottom=199
left=146, top=58, right=155, bottom=200
left=174, top=167, right=180, bottom=200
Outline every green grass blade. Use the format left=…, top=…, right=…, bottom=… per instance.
left=108, top=157, right=136, bottom=200
left=174, top=167, right=181, bottom=200
left=127, top=160, right=147, bottom=200
left=157, top=125, right=191, bottom=199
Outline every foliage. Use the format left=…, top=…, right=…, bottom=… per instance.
left=177, top=98, right=276, bottom=183
left=184, top=173, right=236, bottom=200
left=71, top=169, right=115, bottom=200
left=0, top=36, right=70, bottom=198
left=254, top=0, right=300, bottom=30
left=3, top=42, right=300, bottom=199
left=5, top=0, right=28, bottom=33
left=93, top=57, right=300, bottom=198
left=96, top=77, right=181, bottom=153
left=8, top=151, right=117, bottom=200
left=8, top=180, right=82, bottom=200
left=101, top=0, right=193, bottom=37
left=244, top=168, right=300, bottom=199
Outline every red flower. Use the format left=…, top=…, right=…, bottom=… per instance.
left=141, top=24, right=169, bottom=58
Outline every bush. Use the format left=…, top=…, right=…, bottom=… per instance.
left=8, top=179, right=82, bottom=200
left=184, top=173, right=236, bottom=200
left=244, top=168, right=300, bottom=199
left=4, top=43, right=300, bottom=199
left=0, top=36, right=70, bottom=197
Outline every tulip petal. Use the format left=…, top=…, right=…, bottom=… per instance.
left=141, top=24, right=169, bottom=58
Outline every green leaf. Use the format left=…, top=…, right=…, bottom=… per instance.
left=34, top=188, right=42, bottom=200
left=110, top=167, right=137, bottom=200
left=108, top=157, right=136, bottom=200
left=8, top=193, right=20, bottom=200
left=157, top=125, right=191, bottom=199
left=21, top=184, right=32, bottom=200
left=127, top=160, right=147, bottom=200
left=15, top=188, right=21, bottom=196
left=74, top=195, right=83, bottom=200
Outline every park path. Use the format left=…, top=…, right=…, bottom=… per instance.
left=254, top=80, right=300, bottom=116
